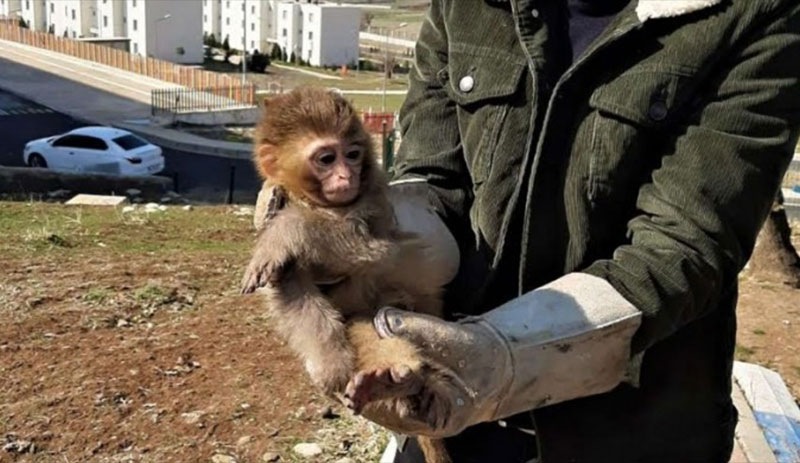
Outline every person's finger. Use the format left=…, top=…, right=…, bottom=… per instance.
left=373, top=307, right=481, bottom=367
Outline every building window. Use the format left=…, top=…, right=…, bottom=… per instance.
left=226, top=17, right=229, bottom=25
left=132, top=0, right=136, bottom=6
left=25, top=0, right=29, bottom=9
left=250, top=22, right=254, bottom=31
left=133, top=19, right=137, bottom=31
left=282, top=10, right=286, bottom=19
left=226, top=1, right=229, bottom=8
left=203, top=14, right=207, bottom=22
left=49, top=3, right=53, bottom=13
left=309, top=13, right=313, bottom=22
left=134, top=42, right=138, bottom=54
left=282, top=28, right=286, bottom=37
left=251, top=5, right=255, bottom=14
left=251, top=40, right=255, bottom=48
left=308, top=31, right=312, bottom=40
left=71, top=9, right=75, bottom=20
left=103, top=16, right=107, bottom=27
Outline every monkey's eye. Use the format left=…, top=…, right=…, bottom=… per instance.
left=317, top=151, right=336, bottom=166
left=345, top=148, right=362, bottom=161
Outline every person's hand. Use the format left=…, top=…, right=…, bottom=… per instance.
left=350, top=273, right=644, bottom=439
left=348, top=307, right=513, bottom=439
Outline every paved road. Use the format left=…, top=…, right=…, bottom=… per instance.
left=0, top=90, right=261, bottom=204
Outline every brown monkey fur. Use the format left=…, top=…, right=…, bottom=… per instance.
left=241, top=87, right=453, bottom=463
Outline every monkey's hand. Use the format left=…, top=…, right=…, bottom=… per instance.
left=240, top=250, right=295, bottom=294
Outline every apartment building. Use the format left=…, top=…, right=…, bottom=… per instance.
left=126, top=0, right=202, bottom=63
left=274, top=1, right=360, bottom=67
left=214, top=0, right=359, bottom=67
left=202, top=0, right=221, bottom=41
left=45, top=0, right=93, bottom=38
left=218, top=0, right=276, bottom=55
left=20, top=0, right=45, bottom=30
left=95, top=0, right=125, bottom=38
left=0, top=0, right=22, bottom=19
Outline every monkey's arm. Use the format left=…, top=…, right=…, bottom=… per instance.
left=268, top=273, right=356, bottom=395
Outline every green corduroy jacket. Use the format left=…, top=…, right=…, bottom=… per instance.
left=392, top=0, right=800, bottom=461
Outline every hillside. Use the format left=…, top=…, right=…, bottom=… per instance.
left=0, top=201, right=798, bottom=462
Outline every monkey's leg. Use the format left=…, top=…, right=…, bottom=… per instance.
left=343, top=320, right=426, bottom=413
left=418, top=437, right=452, bottom=463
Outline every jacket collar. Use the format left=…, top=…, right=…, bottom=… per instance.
left=634, top=0, right=723, bottom=21
left=487, top=0, right=724, bottom=22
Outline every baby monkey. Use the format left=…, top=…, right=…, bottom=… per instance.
left=240, top=87, right=454, bottom=463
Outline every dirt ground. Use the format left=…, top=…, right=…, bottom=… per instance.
left=0, top=202, right=387, bottom=463
left=0, top=201, right=798, bottom=463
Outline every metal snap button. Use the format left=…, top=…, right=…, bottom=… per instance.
left=531, top=8, right=540, bottom=18
left=649, top=101, right=668, bottom=121
left=459, top=75, right=475, bottom=93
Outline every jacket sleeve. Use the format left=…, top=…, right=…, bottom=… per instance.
left=583, top=3, right=800, bottom=353
left=390, top=0, right=472, bottom=233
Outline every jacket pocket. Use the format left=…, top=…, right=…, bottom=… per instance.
left=586, top=66, right=697, bottom=202
left=444, top=44, right=527, bottom=188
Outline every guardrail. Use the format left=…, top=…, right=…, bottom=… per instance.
left=151, top=85, right=257, bottom=117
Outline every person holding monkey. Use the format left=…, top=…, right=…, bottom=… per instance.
left=356, top=0, right=800, bottom=462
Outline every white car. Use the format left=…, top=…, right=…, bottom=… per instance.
left=23, top=126, right=165, bottom=176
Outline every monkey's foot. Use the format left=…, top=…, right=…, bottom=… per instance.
left=343, top=365, right=423, bottom=414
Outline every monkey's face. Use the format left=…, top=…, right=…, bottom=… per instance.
left=305, top=136, right=364, bottom=206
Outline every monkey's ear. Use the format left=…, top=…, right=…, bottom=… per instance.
left=257, top=143, right=280, bottom=178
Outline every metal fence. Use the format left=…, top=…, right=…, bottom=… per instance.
left=151, top=85, right=257, bottom=117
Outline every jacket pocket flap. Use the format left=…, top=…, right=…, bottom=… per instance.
left=589, top=67, right=695, bottom=127
left=446, top=46, right=527, bottom=106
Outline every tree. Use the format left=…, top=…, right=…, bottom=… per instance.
left=280, top=47, right=288, bottom=62
left=270, top=44, right=281, bottom=61
left=222, top=35, right=232, bottom=62
left=361, top=12, right=374, bottom=30
left=208, top=33, right=218, bottom=48
left=247, top=49, right=270, bottom=73
left=747, top=191, right=800, bottom=286
left=18, top=17, right=28, bottom=29
left=290, top=51, right=297, bottom=64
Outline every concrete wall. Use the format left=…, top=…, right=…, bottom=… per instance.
left=0, top=166, right=174, bottom=201
left=152, top=107, right=261, bottom=126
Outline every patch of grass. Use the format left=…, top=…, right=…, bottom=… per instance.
left=83, top=287, right=112, bottom=305
left=735, top=344, right=757, bottom=361
left=135, top=283, right=175, bottom=307
left=752, top=328, right=767, bottom=335
left=344, top=93, right=407, bottom=113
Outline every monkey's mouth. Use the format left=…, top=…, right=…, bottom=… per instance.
left=324, top=187, right=359, bottom=205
